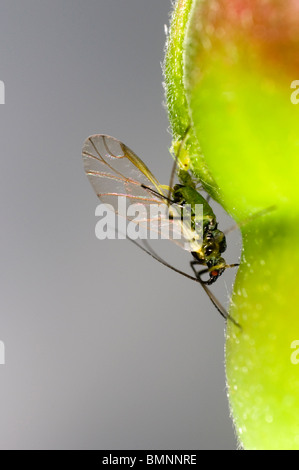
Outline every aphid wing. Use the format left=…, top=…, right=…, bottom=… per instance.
left=168, top=205, right=203, bottom=252
left=83, top=134, right=162, bottom=192
left=118, top=141, right=162, bottom=194
left=82, top=134, right=164, bottom=215
left=82, top=134, right=202, bottom=251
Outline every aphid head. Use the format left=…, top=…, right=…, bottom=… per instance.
left=206, top=257, right=226, bottom=285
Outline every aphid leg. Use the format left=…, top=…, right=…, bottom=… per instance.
left=167, top=125, right=191, bottom=204
left=190, top=260, right=210, bottom=283
left=189, top=262, right=241, bottom=327
left=190, top=261, right=240, bottom=283
left=189, top=261, right=241, bottom=328
left=128, top=239, right=241, bottom=329
left=128, top=238, right=199, bottom=283
left=200, top=282, right=242, bottom=329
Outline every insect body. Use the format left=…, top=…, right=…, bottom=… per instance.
left=171, top=170, right=228, bottom=285
left=82, top=134, right=240, bottom=327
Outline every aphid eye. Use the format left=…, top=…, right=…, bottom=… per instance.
left=211, top=270, right=219, bottom=277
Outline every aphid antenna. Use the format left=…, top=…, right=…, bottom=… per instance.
left=140, top=184, right=176, bottom=205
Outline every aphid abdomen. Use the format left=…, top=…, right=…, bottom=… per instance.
left=172, top=184, right=216, bottom=231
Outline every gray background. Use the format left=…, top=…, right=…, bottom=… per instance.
left=0, top=0, right=241, bottom=450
